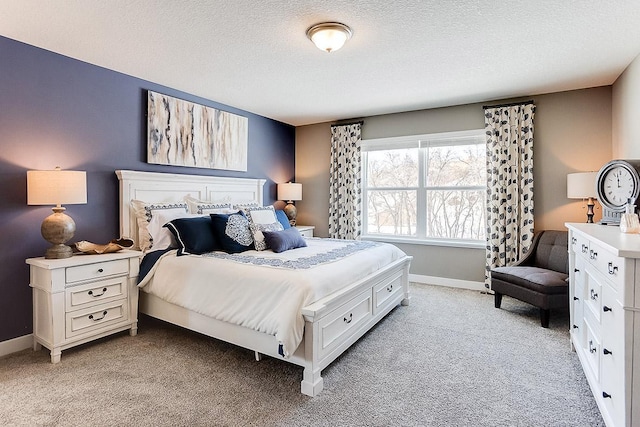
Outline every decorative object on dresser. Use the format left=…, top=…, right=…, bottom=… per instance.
left=26, top=250, right=141, bottom=363
left=278, top=182, right=302, bottom=225
left=567, top=171, right=598, bottom=223
left=566, top=223, right=640, bottom=427
left=294, top=225, right=315, bottom=238
left=75, top=237, right=135, bottom=254
left=595, top=159, right=640, bottom=225
left=147, top=90, right=248, bottom=171
left=490, top=230, right=569, bottom=328
left=27, top=167, right=87, bottom=259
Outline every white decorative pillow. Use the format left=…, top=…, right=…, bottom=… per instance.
left=184, top=195, right=235, bottom=215
left=250, top=222, right=284, bottom=251
left=131, top=200, right=188, bottom=252
left=243, top=206, right=283, bottom=251
left=233, top=202, right=260, bottom=211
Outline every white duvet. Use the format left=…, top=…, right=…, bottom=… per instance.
left=138, top=238, right=406, bottom=357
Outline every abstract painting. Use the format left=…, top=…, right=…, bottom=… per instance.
left=147, top=91, right=248, bottom=171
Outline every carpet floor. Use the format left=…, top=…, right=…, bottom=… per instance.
left=0, top=284, right=604, bottom=426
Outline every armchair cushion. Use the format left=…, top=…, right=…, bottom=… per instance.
left=491, top=266, right=568, bottom=295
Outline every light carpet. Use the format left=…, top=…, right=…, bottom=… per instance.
left=0, top=284, right=604, bottom=426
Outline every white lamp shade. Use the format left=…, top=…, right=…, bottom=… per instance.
left=278, top=182, right=302, bottom=201
left=27, top=168, right=87, bottom=206
left=567, top=172, right=597, bottom=199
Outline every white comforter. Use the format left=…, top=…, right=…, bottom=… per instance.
left=138, top=239, right=406, bottom=357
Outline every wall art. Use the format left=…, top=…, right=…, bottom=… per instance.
left=147, top=90, right=248, bottom=171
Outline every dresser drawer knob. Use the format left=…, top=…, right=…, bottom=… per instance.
left=386, top=284, right=393, bottom=292
left=608, top=262, right=618, bottom=275
left=574, top=268, right=580, bottom=273
left=590, top=289, right=598, bottom=301
left=88, top=310, right=108, bottom=322
left=603, top=348, right=613, bottom=355
left=97, top=268, right=104, bottom=273
left=603, top=392, right=612, bottom=399
left=603, top=306, right=612, bottom=312
left=589, top=340, right=597, bottom=354
left=573, top=296, right=579, bottom=301
left=572, top=325, right=579, bottom=329
left=87, top=287, right=107, bottom=297
left=343, top=313, right=353, bottom=324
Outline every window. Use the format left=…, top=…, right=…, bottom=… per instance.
left=361, top=130, right=486, bottom=245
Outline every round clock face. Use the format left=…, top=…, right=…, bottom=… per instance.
left=601, top=165, right=636, bottom=208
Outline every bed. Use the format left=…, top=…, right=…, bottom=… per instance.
left=117, top=169, right=412, bottom=396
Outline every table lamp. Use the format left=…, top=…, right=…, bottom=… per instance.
left=567, top=172, right=598, bottom=223
left=27, top=167, right=87, bottom=258
left=278, top=182, right=302, bottom=226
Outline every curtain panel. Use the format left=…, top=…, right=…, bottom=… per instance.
left=329, top=123, right=362, bottom=239
left=485, top=103, right=536, bottom=288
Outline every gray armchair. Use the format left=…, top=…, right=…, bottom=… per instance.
left=490, top=230, right=569, bottom=327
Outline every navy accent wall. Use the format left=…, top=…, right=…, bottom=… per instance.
left=0, top=36, right=295, bottom=342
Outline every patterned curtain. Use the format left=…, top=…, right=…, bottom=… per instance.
left=485, top=103, right=535, bottom=288
left=329, top=123, right=362, bottom=239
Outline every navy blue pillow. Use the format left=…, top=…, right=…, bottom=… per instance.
left=275, top=209, right=291, bottom=229
left=210, top=213, right=254, bottom=253
left=263, top=227, right=307, bottom=253
left=164, top=216, right=219, bottom=256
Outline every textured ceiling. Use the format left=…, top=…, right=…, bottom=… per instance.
left=1, top=1, right=640, bottom=126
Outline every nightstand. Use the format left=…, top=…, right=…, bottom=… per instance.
left=26, top=250, right=142, bottom=363
left=295, top=225, right=315, bottom=237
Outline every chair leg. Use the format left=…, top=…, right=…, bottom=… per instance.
left=540, top=309, right=550, bottom=328
left=494, top=292, right=503, bottom=308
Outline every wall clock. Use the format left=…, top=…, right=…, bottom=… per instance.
left=596, top=159, right=640, bottom=225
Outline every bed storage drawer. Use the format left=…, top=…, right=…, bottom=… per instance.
left=373, top=270, right=403, bottom=314
left=318, top=289, right=372, bottom=359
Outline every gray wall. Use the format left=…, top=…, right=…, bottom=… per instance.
left=295, top=87, right=612, bottom=283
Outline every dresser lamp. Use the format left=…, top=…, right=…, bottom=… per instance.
left=27, top=167, right=87, bottom=259
left=278, top=182, right=302, bottom=226
left=567, top=172, right=598, bottom=223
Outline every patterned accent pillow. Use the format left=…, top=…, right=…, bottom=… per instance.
left=249, top=222, right=284, bottom=251
left=131, top=200, right=188, bottom=252
left=242, top=205, right=278, bottom=224
left=210, top=213, right=254, bottom=253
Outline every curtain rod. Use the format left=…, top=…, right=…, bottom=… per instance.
left=482, top=100, right=534, bottom=110
left=331, top=120, right=364, bottom=127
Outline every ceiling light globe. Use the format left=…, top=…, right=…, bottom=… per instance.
left=306, top=22, right=352, bottom=53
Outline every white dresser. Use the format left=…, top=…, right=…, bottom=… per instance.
left=26, top=250, right=141, bottom=363
left=566, top=223, right=640, bottom=427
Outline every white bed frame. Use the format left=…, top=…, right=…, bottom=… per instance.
left=116, top=169, right=412, bottom=396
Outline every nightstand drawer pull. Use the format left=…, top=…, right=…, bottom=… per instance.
left=88, top=310, right=108, bottom=322
left=344, top=313, right=353, bottom=324
left=386, top=284, right=393, bottom=292
left=97, top=268, right=104, bottom=273
left=87, top=288, right=107, bottom=297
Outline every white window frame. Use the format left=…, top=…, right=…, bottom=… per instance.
left=361, top=129, right=486, bottom=248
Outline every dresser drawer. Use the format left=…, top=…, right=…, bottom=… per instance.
left=65, top=299, right=129, bottom=339
left=66, top=259, right=129, bottom=284
left=65, top=276, right=128, bottom=311
left=319, top=289, right=372, bottom=358
left=373, top=271, right=403, bottom=314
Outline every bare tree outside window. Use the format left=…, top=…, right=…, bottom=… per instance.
left=362, top=130, right=486, bottom=243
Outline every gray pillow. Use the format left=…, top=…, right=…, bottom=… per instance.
left=263, top=227, right=307, bottom=253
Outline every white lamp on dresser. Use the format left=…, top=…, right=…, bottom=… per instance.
left=566, top=222, right=640, bottom=427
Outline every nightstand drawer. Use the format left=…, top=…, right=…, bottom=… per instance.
left=65, top=276, right=128, bottom=311
left=65, top=299, right=129, bottom=339
left=66, top=259, right=129, bottom=284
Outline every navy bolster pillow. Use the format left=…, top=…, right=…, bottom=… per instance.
left=164, top=216, right=220, bottom=256
left=263, top=227, right=307, bottom=253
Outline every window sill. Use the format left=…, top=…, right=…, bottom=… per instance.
left=361, top=235, right=485, bottom=249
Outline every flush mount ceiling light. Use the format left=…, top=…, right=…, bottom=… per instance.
left=306, top=22, right=352, bottom=53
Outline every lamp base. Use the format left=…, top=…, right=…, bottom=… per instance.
left=283, top=202, right=297, bottom=226
left=41, top=207, right=76, bottom=259
left=586, top=197, right=595, bottom=224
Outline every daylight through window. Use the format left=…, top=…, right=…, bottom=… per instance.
left=361, top=130, right=486, bottom=245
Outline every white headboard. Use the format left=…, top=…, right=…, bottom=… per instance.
left=116, top=170, right=266, bottom=249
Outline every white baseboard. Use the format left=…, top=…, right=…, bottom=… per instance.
left=0, top=334, right=33, bottom=358
left=409, top=274, right=486, bottom=292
